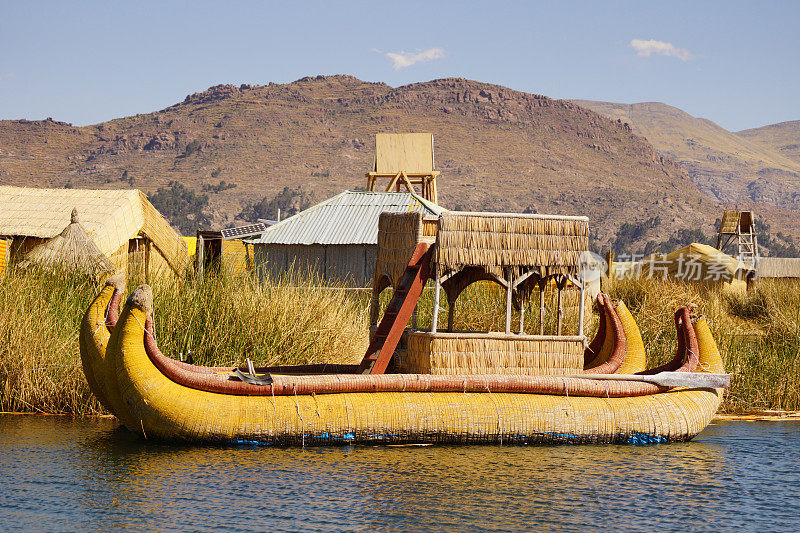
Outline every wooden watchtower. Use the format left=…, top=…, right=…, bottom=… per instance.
left=716, top=210, right=759, bottom=269
left=366, top=133, right=440, bottom=204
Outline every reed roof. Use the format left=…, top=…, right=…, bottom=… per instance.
left=718, top=210, right=755, bottom=234
left=0, top=186, right=188, bottom=273
left=639, top=243, right=751, bottom=282
left=758, top=257, right=800, bottom=278
left=434, top=212, right=590, bottom=270
left=20, top=208, right=114, bottom=274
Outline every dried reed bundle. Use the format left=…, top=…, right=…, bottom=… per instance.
left=373, top=212, right=425, bottom=289
left=435, top=212, right=589, bottom=270
left=401, top=331, right=584, bottom=375
left=19, top=209, right=114, bottom=276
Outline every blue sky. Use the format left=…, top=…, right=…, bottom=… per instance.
left=1, top=0, right=797, bottom=131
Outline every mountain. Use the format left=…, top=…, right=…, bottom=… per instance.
left=737, top=120, right=800, bottom=165
left=0, top=75, right=792, bottom=251
left=571, top=100, right=800, bottom=212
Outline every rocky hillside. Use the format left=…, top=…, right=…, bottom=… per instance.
left=738, top=120, right=800, bottom=165
left=572, top=100, right=800, bottom=212
left=0, top=75, right=792, bottom=250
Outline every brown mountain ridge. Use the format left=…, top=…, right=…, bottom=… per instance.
left=0, top=75, right=793, bottom=249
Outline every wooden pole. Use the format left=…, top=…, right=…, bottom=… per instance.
left=431, top=268, right=441, bottom=333
left=539, top=281, right=545, bottom=335
left=447, top=298, right=455, bottom=332
left=518, top=299, right=525, bottom=334
left=144, top=239, right=151, bottom=283
left=578, top=270, right=586, bottom=337
left=505, top=268, right=513, bottom=334
left=557, top=284, right=564, bottom=336
left=197, top=233, right=204, bottom=277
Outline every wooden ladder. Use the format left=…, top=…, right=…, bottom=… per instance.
left=360, top=243, right=432, bottom=374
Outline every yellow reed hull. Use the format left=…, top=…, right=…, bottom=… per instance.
left=102, top=302, right=724, bottom=445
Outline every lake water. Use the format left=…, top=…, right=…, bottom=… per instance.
left=0, top=415, right=798, bottom=532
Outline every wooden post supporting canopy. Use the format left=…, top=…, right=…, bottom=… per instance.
left=505, top=268, right=513, bottom=334
left=431, top=267, right=441, bottom=333
left=539, top=279, right=547, bottom=335
left=578, top=270, right=586, bottom=337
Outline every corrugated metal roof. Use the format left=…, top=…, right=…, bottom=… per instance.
left=251, top=191, right=445, bottom=245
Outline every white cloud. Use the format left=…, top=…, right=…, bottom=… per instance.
left=383, top=48, right=446, bottom=69
left=630, top=39, right=693, bottom=61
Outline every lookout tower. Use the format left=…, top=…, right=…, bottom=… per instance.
left=716, top=210, right=759, bottom=269
left=366, top=133, right=440, bottom=203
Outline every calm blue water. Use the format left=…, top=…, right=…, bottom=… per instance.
left=0, top=415, right=798, bottom=532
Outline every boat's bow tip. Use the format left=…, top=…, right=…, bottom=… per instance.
left=105, top=271, right=126, bottom=291
left=128, top=284, right=153, bottom=315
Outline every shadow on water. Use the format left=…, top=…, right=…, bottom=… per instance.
left=1, top=415, right=799, bottom=531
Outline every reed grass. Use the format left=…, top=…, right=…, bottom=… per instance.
left=607, top=277, right=800, bottom=413
left=1, top=266, right=368, bottom=415
left=1, top=265, right=797, bottom=415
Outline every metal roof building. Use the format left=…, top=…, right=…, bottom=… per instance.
left=250, top=191, right=445, bottom=286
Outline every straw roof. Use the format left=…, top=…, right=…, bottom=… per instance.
left=718, top=210, right=754, bottom=234
left=435, top=212, right=590, bottom=270
left=20, top=208, right=114, bottom=274
left=0, top=186, right=188, bottom=273
left=639, top=243, right=751, bottom=282
left=758, top=257, right=800, bottom=278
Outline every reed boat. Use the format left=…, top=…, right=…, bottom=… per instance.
left=81, top=211, right=729, bottom=445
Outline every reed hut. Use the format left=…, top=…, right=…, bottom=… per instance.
left=194, top=229, right=253, bottom=275
left=758, top=257, right=800, bottom=279
left=612, top=243, right=754, bottom=289
left=373, top=211, right=591, bottom=375
left=251, top=191, right=445, bottom=286
left=18, top=208, right=114, bottom=275
left=0, top=186, right=188, bottom=278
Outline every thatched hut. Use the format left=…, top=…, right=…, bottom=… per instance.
left=373, top=210, right=591, bottom=375
left=612, top=243, right=754, bottom=289
left=251, top=191, right=445, bottom=286
left=0, top=186, right=188, bottom=278
left=758, top=257, right=800, bottom=279
left=19, top=208, right=114, bottom=275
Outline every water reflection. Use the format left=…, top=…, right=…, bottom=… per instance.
left=1, top=415, right=799, bottom=531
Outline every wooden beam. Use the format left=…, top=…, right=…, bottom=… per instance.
left=197, top=233, right=204, bottom=277
left=505, top=268, right=513, bottom=334
left=385, top=171, right=402, bottom=192
left=556, top=286, right=563, bottom=335
left=144, top=239, right=151, bottom=283
left=447, top=301, right=455, bottom=332
left=431, top=268, right=441, bottom=332
left=539, top=281, right=545, bottom=335
left=578, top=270, right=586, bottom=337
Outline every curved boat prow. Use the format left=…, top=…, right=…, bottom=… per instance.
left=79, top=271, right=125, bottom=415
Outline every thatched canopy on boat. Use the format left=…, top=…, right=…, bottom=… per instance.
left=435, top=211, right=590, bottom=271
left=19, top=208, right=114, bottom=275
left=371, top=210, right=592, bottom=337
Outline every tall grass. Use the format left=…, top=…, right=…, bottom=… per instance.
left=1, top=266, right=368, bottom=415
left=1, top=266, right=798, bottom=415
left=607, top=278, right=800, bottom=413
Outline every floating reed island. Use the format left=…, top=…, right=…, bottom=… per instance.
left=80, top=211, right=730, bottom=445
